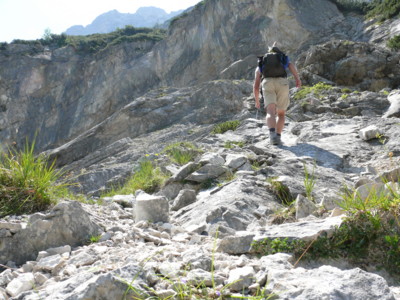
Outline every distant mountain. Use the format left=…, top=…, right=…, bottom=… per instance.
left=65, top=6, right=183, bottom=36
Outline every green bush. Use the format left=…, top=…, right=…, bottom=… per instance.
left=329, top=0, right=400, bottom=20
left=0, top=140, right=67, bottom=217
left=211, top=120, right=241, bottom=134
left=366, top=0, right=400, bottom=21
left=387, top=35, right=400, bottom=51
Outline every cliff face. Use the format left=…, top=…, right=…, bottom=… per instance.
left=0, top=0, right=347, bottom=152
left=153, top=0, right=344, bottom=86
left=0, top=0, right=341, bottom=150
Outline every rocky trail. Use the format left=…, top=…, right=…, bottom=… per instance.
left=1, top=83, right=400, bottom=299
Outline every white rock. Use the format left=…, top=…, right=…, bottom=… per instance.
left=36, top=254, right=64, bottom=272
left=199, top=153, right=225, bottom=166
left=6, top=273, right=35, bottom=297
left=34, top=272, right=50, bottom=285
left=295, top=194, right=317, bottom=219
left=359, top=125, right=382, bottom=141
left=224, top=154, right=247, bottom=170
left=0, top=269, right=16, bottom=286
left=227, top=266, right=255, bottom=292
left=135, top=191, right=169, bottom=223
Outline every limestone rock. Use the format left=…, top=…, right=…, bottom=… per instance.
left=359, top=125, right=382, bottom=141
left=185, top=164, right=229, bottom=183
left=383, top=89, right=400, bottom=118
left=6, top=273, right=34, bottom=297
left=217, top=233, right=255, bottom=254
left=227, top=266, right=255, bottom=292
left=295, top=194, right=317, bottom=219
left=267, top=265, right=395, bottom=300
left=0, top=201, right=101, bottom=265
left=135, top=191, right=169, bottom=223
left=171, top=189, right=197, bottom=211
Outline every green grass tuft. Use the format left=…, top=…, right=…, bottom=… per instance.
left=103, top=160, right=168, bottom=197
left=211, top=120, right=241, bottom=135
left=162, top=142, right=202, bottom=166
left=0, top=140, right=68, bottom=217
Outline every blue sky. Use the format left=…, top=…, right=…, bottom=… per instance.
left=0, top=0, right=201, bottom=43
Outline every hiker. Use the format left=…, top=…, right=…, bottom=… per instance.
left=253, top=42, right=301, bottom=145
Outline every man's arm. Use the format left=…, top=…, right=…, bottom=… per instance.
left=288, top=62, right=302, bottom=88
left=253, top=68, right=261, bottom=109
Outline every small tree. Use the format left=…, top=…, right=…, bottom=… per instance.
left=42, top=28, right=52, bottom=41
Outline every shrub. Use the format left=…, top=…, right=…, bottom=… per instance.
left=366, top=0, right=400, bottom=21
left=0, top=140, right=67, bottom=217
left=211, top=120, right=241, bottom=134
left=329, top=0, right=400, bottom=21
left=387, top=35, right=400, bottom=51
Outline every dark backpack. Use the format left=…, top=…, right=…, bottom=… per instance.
left=258, top=51, right=288, bottom=78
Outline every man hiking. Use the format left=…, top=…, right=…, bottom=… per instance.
left=253, top=42, right=301, bottom=145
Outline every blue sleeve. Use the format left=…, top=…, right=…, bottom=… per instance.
left=283, top=56, right=290, bottom=69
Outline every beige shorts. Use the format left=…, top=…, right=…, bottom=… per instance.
left=261, top=77, right=290, bottom=110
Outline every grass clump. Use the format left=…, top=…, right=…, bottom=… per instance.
left=267, top=177, right=293, bottom=206
left=387, top=35, right=400, bottom=51
left=293, top=82, right=333, bottom=100
left=0, top=140, right=67, bottom=217
left=105, top=160, right=168, bottom=196
left=211, top=120, right=241, bottom=135
left=162, top=142, right=202, bottom=166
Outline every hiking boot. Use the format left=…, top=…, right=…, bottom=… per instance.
left=269, top=132, right=280, bottom=145
left=275, top=134, right=282, bottom=145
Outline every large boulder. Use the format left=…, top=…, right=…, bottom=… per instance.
left=297, top=40, right=400, bottom=91
left=0, top=201, right=101, bottom=265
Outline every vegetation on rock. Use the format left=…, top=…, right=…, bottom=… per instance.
left=6, top=25, right=166, bottom=54
left=252, top=182, right=400, bottom=276
left=387, top=35, right=400, bottom=51
left=104, top=160, right=168, bottom=196
left=211, top=120, right=241, bottom=135
left=330, top=0, right=400, bottom=21
left=293, top=82, right=334, bottom=100
left=162, top=142, right=203, bottom=166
